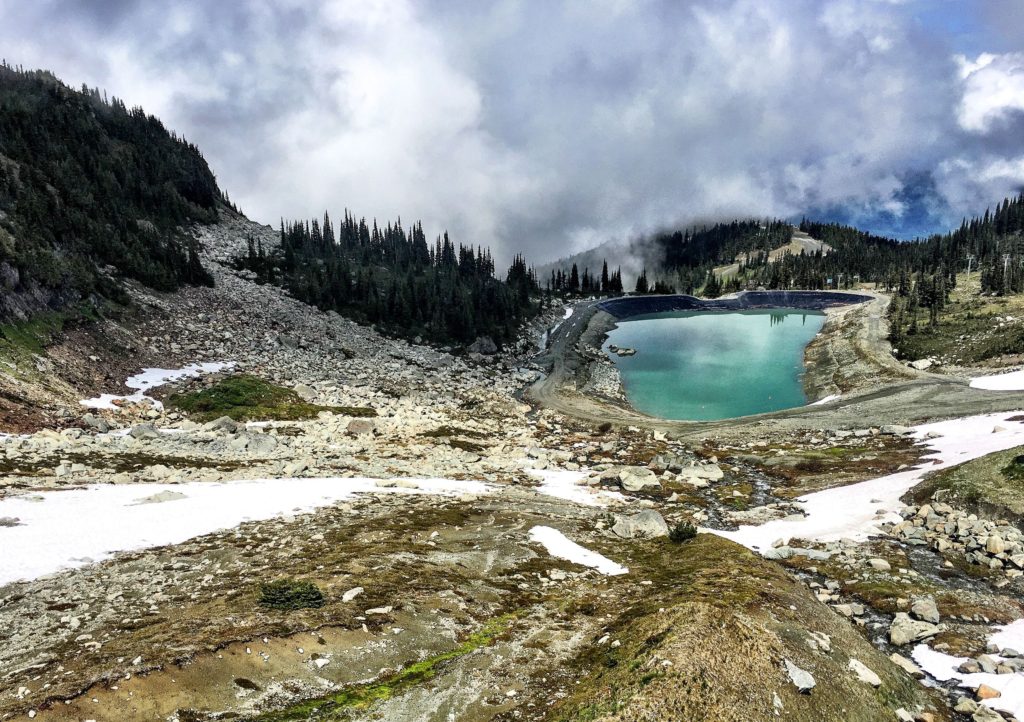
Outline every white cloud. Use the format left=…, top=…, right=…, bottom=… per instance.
left=0, top=0, right=1021, bottom=262
left=956, top=51, right=1024, bottom=133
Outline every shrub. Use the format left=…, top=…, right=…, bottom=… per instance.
left=669, top=522, right=698, bottom=543
left=258, top=578, right=326, bottom=610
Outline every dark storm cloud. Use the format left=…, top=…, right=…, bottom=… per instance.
left=1, top=0, right=1023, bottom=262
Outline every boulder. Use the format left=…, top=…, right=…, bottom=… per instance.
left=467, top=336, right=498, bottom=355
left=617, top=466, right=660, bottom=492
left=294, top=383, right=316, bottom=401
left=910, top=595, right=940, bottom=624
left=986, top=535, right=1006, bottom=555
left=247, top=433, right=278, bottom=455
left=347, top=419, right=376, bottom=436
left=847, top=658, right=881, bottom=687
left=868, top=558, right=891, bottom=571
left=82, top=414, right=110, bottom=433
left=611, top=510, right=669, bottom=539
left=204, top=416, right=241, bottom=433
left=889, top=653, right=924, bottom=679
left=909, top=358, right=933, bottom=371
left=129, top=423, right=160, bottom=440
left=972, top=706, right=1004, bottom=722
left=880, top=425, right=915, bottom=437
left=784, top=660, right=815, bottom=694
left=889, top=613, right=941, bottom=646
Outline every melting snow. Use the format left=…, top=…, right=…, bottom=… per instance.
left=912, top=626, right=1024, bottom=720
left=715, top=411, right=1024, bottom=551
left=809, top=394, right=840, bottom=406
left=528, top=467, right=624, bottom=507
left=0, top=476, right=488, bottom=586
left=971, top=369, right=1024, bottom=391
left=80, top=362, right=235, bottom=410
left=528, top=525, right=628, bottom=576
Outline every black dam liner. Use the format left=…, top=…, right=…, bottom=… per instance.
left=597, top=290, right=871, bottom=319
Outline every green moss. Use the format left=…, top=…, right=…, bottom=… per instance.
left=168, top=374, right=375, bottom=422
left=258, top=579, right=325, bottom=611
left=419, top=425, right=486, bottom=439
left=909, top=444, right=1024, bottom=521
left=253, top=613, right=517, bottom=720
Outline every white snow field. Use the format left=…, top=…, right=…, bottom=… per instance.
left=80, top=362, right=235, bottom=410
left=528, top=525, right=628, bottom=576
left=715, top=411, right=1024, bottom=551
left=0, top=477, right=489, bottom=586
left=912, top=619, right=1024, bottom=719
left=971, top=369, right=1024, bottom=391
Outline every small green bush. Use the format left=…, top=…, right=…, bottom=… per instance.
left=258, top=578, right=326, bottom=610
left=669, top=522, right=698, bottom=544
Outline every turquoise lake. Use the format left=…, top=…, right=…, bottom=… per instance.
left=603, top=309, right=826, bottom=421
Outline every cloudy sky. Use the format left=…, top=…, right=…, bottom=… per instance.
left=2, top=0, right=1024, bottom=263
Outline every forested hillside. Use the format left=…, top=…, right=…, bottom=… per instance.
left=0, top=63, right=221, bottom=320
left=234, top=213, right=541, bottom=346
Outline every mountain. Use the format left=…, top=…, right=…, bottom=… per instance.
left=0, top=63, right=221, bottom=320
left=539, top=195, right=1024, bottom=299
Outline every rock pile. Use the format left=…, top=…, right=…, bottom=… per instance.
left=887, top=503, right=1024, bottom=578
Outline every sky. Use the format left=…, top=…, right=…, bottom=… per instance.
left=2, top=0, right=1024, bottom=264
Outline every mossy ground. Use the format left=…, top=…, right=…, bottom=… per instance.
left=168, top=374, right=375, bottom=422
left=545, top=534, right=945, bottom=722
left=908, top=444, right=1024, bottom=521
left=254, top=613, right=518, bottom=721
left=0, top=305, right=100, bottom=376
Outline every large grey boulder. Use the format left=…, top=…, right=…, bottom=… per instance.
left=82, top=414, right=110, bottom=433
left=347, top=419, right=376, bottom=436
left=247, top=433, right=278, bottom=455
left=617, top=466, right=660, bottom=492
left=889, top=612, right=941, bottom=645
left=203, top=416, right=241, bottom=434
left=129, top=423, right=160, bottom=440
left=910, top=595, right=940, bottom=624
left=611, top=510, right=669, bottom=539
left=467, top=336, right=498, bottom=355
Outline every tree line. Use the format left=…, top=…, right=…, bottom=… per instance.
left=235, top=211, right=541, bottom=346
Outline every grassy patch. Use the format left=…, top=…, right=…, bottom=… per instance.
left=168, top=374, right=375, bottom=422
left=253, top=613, right=517, bottom=720
left=258, top=579, right=326, bottom=611
left=892, top=273, right=1024, bottom=364
left=908, top=444, right=1024, bottom=521
left=419, top=425, right=486, bottom=439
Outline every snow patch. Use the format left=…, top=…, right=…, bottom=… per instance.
left=714, top=411, right=1024, bottom=550
left=527, top=467, right=624, bottom=507
left=80, top=362, right=235, bottom=410
left=809, top=394, right=840, bottom=406
left=912, top=642, right=1024, bottom=719
left=0, top=476, right=489, bottom=586
left=971, top=369, right=1024, bottom=391
left=528, top=525, right=628, bottom=576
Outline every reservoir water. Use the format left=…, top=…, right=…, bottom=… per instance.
left=603, top=309, right=826, bottom=421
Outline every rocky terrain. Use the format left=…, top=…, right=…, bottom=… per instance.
left=4, top=211, right=1024, bottom=721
